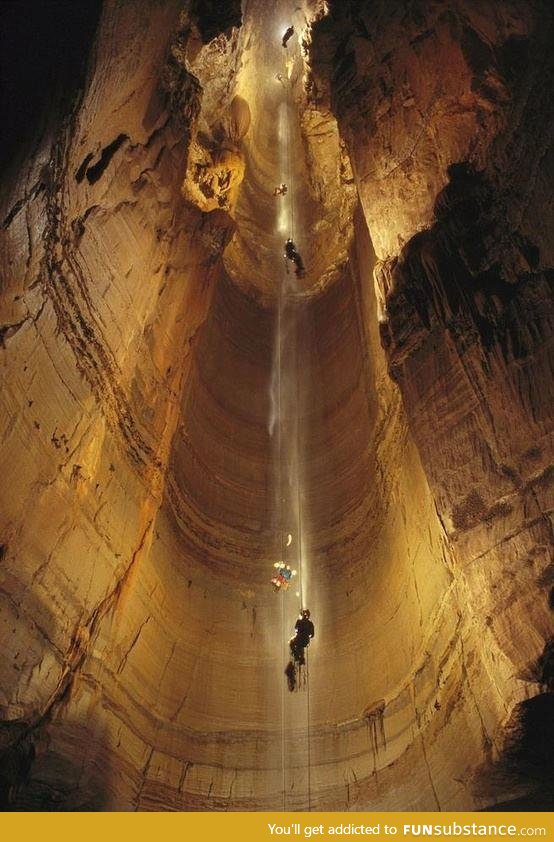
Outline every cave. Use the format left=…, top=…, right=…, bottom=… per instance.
left=0, top=0, right=552, bottom=813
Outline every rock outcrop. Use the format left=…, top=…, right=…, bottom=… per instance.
left=310, top=0, right=554, bottom=806
left=0, top=0, right=552, bottom=812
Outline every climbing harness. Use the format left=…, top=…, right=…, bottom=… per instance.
left=271, top=561, right=297, bottom=591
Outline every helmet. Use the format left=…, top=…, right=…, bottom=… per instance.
left=301, top=608, right=310, bottom=618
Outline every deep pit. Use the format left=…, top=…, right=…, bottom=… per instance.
left=0, top=0, right=552, bottom=812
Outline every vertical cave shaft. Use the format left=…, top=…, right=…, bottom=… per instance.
left=0, top=0, right=552, bottom=812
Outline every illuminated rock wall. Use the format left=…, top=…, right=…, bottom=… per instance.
left=0, top=0, right=551, bottom=811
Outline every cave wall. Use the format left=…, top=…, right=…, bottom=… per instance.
left=291, top=209, right=514, bottom=810
left=309, top=0, right=554, bottom=799
left=0, top=0, right=551, bottom=813
left=0, top=0, right=236, bottom=807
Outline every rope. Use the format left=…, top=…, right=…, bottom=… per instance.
left=296, top=347, right=311, bottom=813
left=289, top=38, right=312, bottom=815
left=296, top=368, right=304, bottom=612
left=278, top=46, right=288, bottom=813
left=279, top=33, right=311, bottom=813
left=306, top=648, right=312, bottom=811
left=278, top=46, right=290, bottom=811
left=277, top=289, right=286, bottom=812
left=286, top=63, right=295, bottom=241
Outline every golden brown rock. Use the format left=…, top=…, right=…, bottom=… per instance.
left=0, top=0, right=552, bottom=813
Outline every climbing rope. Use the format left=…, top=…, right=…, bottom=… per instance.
left=306, top=648, right=312, bottom=811
left=283, top=38, right=312, bottom=812
left=277, top=284, right=287, bottom=812
left=295, top=344, right=312, bottom=812
left=274, top=29, right=312, bottom=812
left=286, top=59, right=296, bottom=242
left=277, top=53, right=288, bottom=807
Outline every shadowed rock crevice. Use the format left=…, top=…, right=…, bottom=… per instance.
left=0, top=0, right=103, bottom=179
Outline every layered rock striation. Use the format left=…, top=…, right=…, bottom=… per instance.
left=310, top=0, right=554, bottom=804
left=0, top=0, right=552, bottom=811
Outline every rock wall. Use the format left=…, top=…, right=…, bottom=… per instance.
left=309, top=0, right=554, bottom=803
left=0, top=0, right=236, bottom=808
left=0, top=0, right=551, bottom=812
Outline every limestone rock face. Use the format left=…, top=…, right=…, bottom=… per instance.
left=0, top=0, right=552, bottom=812
left=310, top=0, right=554, bottom=804
left=310, top=0, right=541, bottom=261
left=182, top=141, right=245, bottom=212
